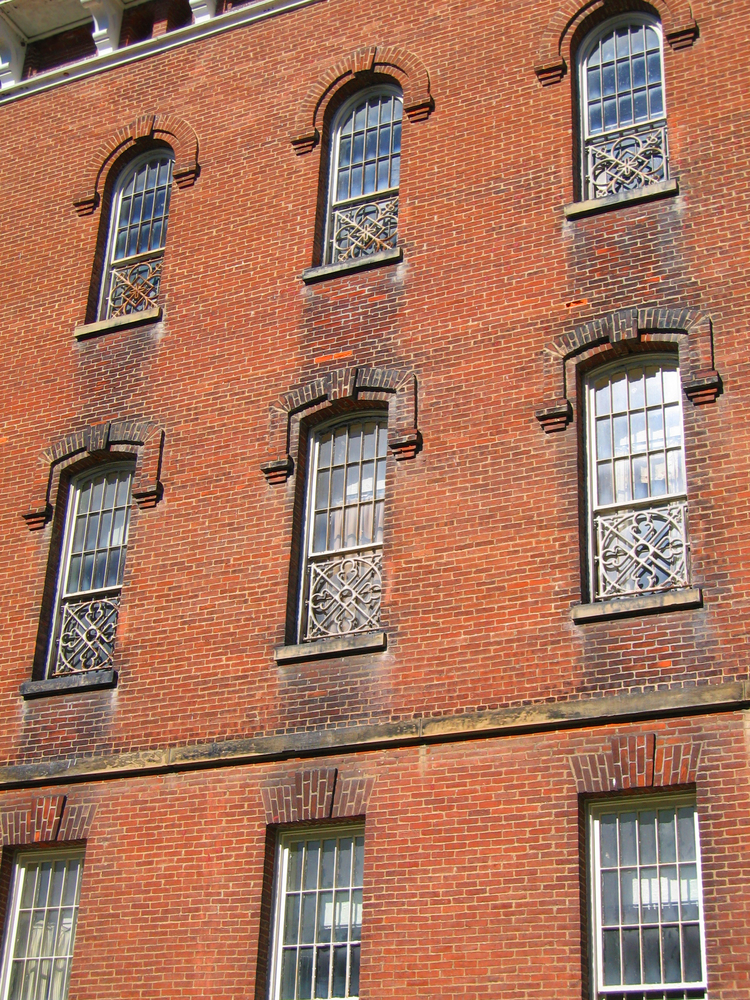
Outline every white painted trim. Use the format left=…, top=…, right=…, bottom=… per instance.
left=0, top=0, right=324, bottom=105
left=0, top=16, right=23, bottom=89
left=80, top=0, right=124, bottom=56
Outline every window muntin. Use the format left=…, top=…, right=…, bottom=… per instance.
left=100, top=151, right=174, bottom=319
left=586, top=359, right=690, bottom=600
left=580, top=17, right=667, bottom=200
left=589, top=799, right=707, bottom=998
left=47, top=467, right=133, bottom=676
left=0, top=850, right=84, bottom=1000
left=271, top=829, right=365, bottom=1000
left=300, top=418, right=387, bottom=641
left=325, top=89, right=402, bottom=264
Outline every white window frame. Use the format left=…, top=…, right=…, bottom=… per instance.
left=588, top=795, right=707, bottom=999
left=0, top=848, right=85, bottom=1000
left=269, top=826, right=365, bottom=1000
left=98, top=149, right=174, bottom=319
left=46, top=464, right=134, bottom=677
left=323, top=86, right=402, bottom=265
left=578, top=14, right=668, bottom=201
left=585, top=356, right=690, bottom=602
left=298, top=415, right=388, bottom=642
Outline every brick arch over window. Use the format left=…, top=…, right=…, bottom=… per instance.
left=0, top=797, right=97, bottom=846
left=73, top=112, right=200, bottom=216
left=535, top=306, right=720, bottom=432
left=261, top=366, right=420, bottom=484
left=534, top=0, right=698, bottom=86
left=21, top=419, right=165, bottom=529
left=569, top=733, right=702, bottom=793
left=261, top=768, right=376, bottom=823
left=290, top=45, right=434, bottom=155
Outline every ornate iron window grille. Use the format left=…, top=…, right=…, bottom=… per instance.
left=585, top=121, right=667, bottom=200
left=594, top=496, right=689, bottom=600
left=305, top=546, right=383, bottom=639
left=330, top=192, right=399, bottom=264
left=54, top=591, right=121, bottom=673
left=105, top=248, right=164, bottom=318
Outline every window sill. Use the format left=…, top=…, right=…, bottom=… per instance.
left=301, top=248, right=402, bottom=284
left=20, top=669, right=118, bottom=699
left=73, top=307, right=162, bottom=340
left=274, top=631, right=387, bottom=664
left=571, top=587, right=702, bottom=624
left=563, top=178, right=679, bottom=220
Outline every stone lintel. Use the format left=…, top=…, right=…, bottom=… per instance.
left=2, top=680, right=747, bottom=788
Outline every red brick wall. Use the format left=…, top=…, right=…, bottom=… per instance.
left=0, top=2, right=748, bottom=993
left=0, top=0, right=746, bottom=762
left=0, top=714, right=742, bottom=999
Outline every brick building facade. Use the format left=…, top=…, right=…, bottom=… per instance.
left=0, top=0, right=748, bottom=997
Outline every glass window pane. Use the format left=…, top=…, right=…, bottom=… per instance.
left=287, top=844, right=303, bottom=892
left=621, top=928, right=641, bottom=984
left=602, top=929, right=621, bottom=985
left=597, top=465, right=613, bottom=506
left=298, top=949, right=314, bottom=999
left=331, top=946, right=347, bottom=997
left=662, top=925, right=681, bottom=982
left=647, top=50, right=662, bottom=85
left=284, top=896, right=300, bottom=944
left=642, top=926, right=661, bottom=983
left=682, top=923, right=702, bottom=981
left=315, top=947, right=330, bottom=998
left=677, top=807, right=696, bottom=861
left=602, top=870, right=620, bottom=925
left=304, top=843, right=320, bottom=890
left=658, top=810, right=677, bottom=862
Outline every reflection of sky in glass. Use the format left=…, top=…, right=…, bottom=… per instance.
left=586, top=23, right=664, bottom=136
left=592, top=364, right=684, bottom=508
left=335, top=93, right=402, bottom=204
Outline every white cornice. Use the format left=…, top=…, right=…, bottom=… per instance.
left=0, top=0, right=324, bottom=105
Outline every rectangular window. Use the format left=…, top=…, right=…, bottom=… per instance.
left=47, top=466, right=133, bottom=676
left=270, top=828, right=365, bottom=1000
left=589, top=798, right=707, bottom=999
left=0, top=850, right=85, bottom=1000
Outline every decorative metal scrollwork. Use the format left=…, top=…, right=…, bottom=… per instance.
left=305, top=549, right=382, bottom=639
left=586, top=123, right=667, bottom=200
left=594, top=499, right=689, bottom=600
left=332, top=196, right=399, bottom=263
left=54, top=596, right=120, bottom=674
left=107, top=255, right=163, bottom=318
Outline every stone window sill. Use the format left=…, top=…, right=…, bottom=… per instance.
left=74, top=307, right=162, bottom=340
left=274, top=631, right=387, bottom=664
left=571, top=587, right=702, bottom=624
left=301, top=248, right=402, bottom=284
left=20, top=669, right=118, bottom=699
left=563, top=178, right=679, bottom=220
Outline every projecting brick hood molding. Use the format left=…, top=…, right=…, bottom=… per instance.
left=536, top=306, right=721, bottom=432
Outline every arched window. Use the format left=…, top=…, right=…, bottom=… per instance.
left=300, top=417, right=388, bottom=640
left=586, top=358, right=689, bottom=600
left=47, top=465, right=134, bottom=676
left=579, top=16, right=668, bottom=201
left=324, top=88, right=402, bottom=265
left=99, top=150, right=174, bottom=319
